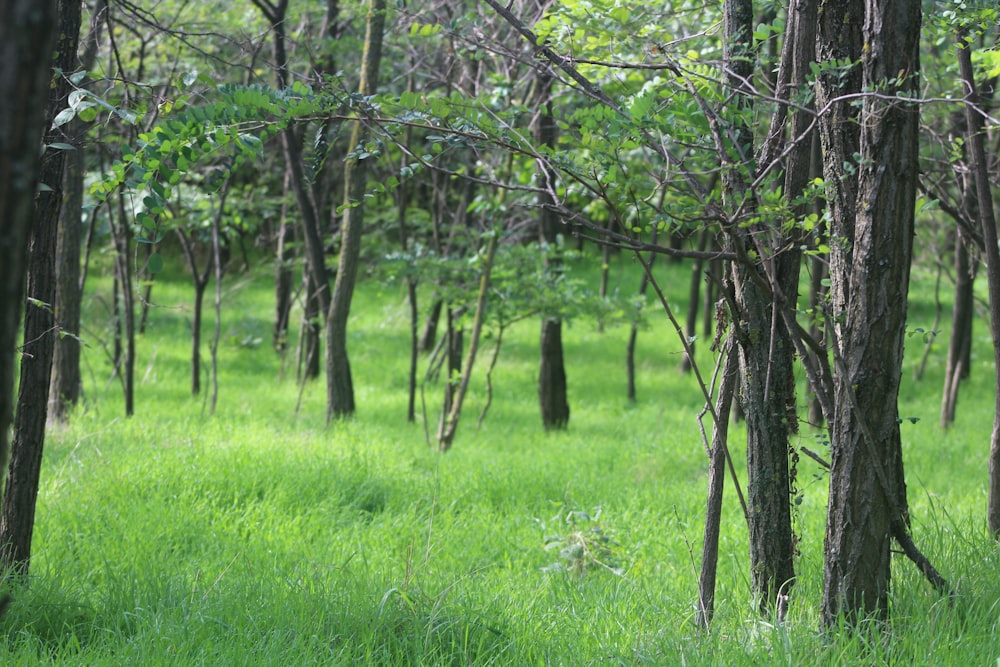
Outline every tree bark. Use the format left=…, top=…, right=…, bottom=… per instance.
left=941, top=229, right=975, bottom=427
left=955, top=31, right=1000, bottom=537
left=536, top=71, right=570, bottom=429
left=326, top=0, right=387, bottom=420
left=721, top=0, right=796, bottom=613
left=821, top=0, right=922, bottom=625
left=274, top=169, right=295, bottom=355
left=815, top=0, right=864, bottom=331
left=680, top=229, right=708, bottom=374
left=48, top=0, right=104, bottom=422
left=0, top=0, right=58, bottom=498
left=176, top=230, right=212, bottom=395
left=0, top=0, right=77, bottom=575
left=697, top=339, right=737, bottom=628
left=438, top=233, right=500, bottom=450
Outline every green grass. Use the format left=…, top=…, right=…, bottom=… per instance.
left=2, top=251, right=999, bottom=665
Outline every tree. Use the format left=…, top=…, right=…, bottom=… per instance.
left=536, top=70, right=570, bottom=430
left=326, top=0, right=387, bottom=419
left=719, top=0, right=796, bottom=613
left=820, top=0, right=924, bottom=624
left=0, top=0, right=58, bottom=503
left=954, top=29, right=1000, bottom=536
left=0, top=0, right=78, bottom=575
left=48, top=0, right=107, bottom=423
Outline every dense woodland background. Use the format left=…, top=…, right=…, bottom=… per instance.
left=1, top=0, right=999, bottom=655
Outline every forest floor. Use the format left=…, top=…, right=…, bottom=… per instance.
left=1, top=251, right=997, bottom=665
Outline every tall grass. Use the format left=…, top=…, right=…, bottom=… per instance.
left=1, top=251, right=998, bottom=665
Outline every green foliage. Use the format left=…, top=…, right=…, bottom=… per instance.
left=540, top=505, right=629, bottom=577
left=2, top=258, right=998, bottom=665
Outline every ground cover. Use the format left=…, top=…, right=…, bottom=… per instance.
left=1, top=253, right=997, bottom=665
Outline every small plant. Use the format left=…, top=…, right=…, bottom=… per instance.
left=540, top=506, right=627, bottom=577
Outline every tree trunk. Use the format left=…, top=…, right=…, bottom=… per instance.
left=821, top=0, right=922, bottom=625
left=954, top=31, right=1000, bottom=537
left=274, top=169, right=295, bottom=355
left=438, top=233, right=500, bottom=450
left=816, top=0, right=864, bottom=331
left=301, top=270, right=321, bottom=380
left=680, top=229, right=709, bottom=374
left=48, top=134, right=85, bottom=422
left=721, top=0, right=796, bottom=613
left=536, top=71, right=570, bottom=429
left=420, top=297, right=443, bottom=353
left=941, top=229, right=975, bottom=427
left=0, top=0, right=77, bottom=575
left=48, top=0, right=105, bottom=423
left=0, top=0, right=57, bottom=498
left=177, top=229, right=212, bottom=395
left=697, top=338, right=737, bottom=628
left=112, top=192, right=136, bottom=416
left=253, top=0, right=334, bottom=386
left=326, top=0, right=386, bottom=420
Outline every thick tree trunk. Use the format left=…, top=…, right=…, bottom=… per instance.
left=0, top=0, right=77, bottom=574
left=0, top=0, right=57, bottom=500
left=821, top=0, right=921, bottom=625
left=815, top=0, right=864, bottom=330
left=539, top=318, right=569, bottom=428
left=326, top=0, right=386, bottom=420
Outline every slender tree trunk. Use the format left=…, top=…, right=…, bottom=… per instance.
left=536, top=71, right=570, bottom=429
left=420, top=298, right=443, bottom=353
left=955, top=31, right=1000, bottom=536
left=274, top=168, right=295, bottom=355
left=0, top=0, right=57, bottom=504
left=438, top=233, right=500, bottom=450
left=253, top=0, right=334, bottom=385
left=721, top=0, right=796, bottom=613
left=48, top=130, right=85, bottom=422
left=326, top=0, right=387, bottom=420
left=0, top=0, right=77, bottom=574
left=821, top=0, right=922, bottom=625
left=397, top=111, right=419, bottom=423
left=49, top=0, right=106, bottom=423
left=697, top=338, right=737, bottom=628
left=112, top=193, right=136, bottom=416
left=301, top=271, right=321, bottom=380
left=681, top=229, right=709, bottom=374
left=941, top=229, right=975, bottom=427
left=177, top=230, right=211, bottom=395
left=209, top=187, right=227, bottom=415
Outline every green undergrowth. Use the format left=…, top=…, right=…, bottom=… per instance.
left=1, top=252, right=999, bottom=665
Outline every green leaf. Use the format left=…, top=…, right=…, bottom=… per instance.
left=51, top=108, right=76, bottom=129
left=146, top=252, right=164, bottom=274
